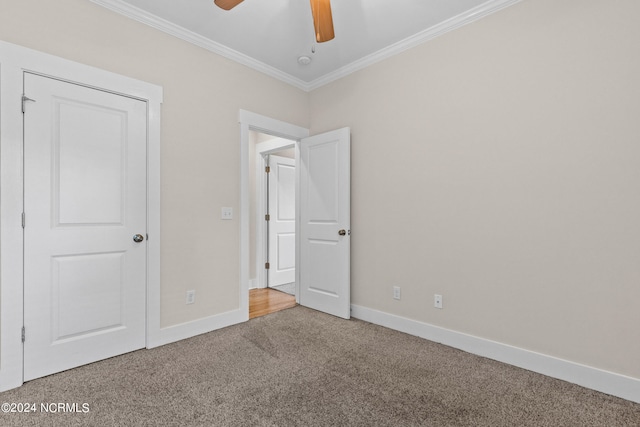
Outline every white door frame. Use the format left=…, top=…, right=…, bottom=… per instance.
left=255, top=139, right=295, bottom=290
left=239, top=110, right=309, bottom=312
left=0, top=41, right=163, bottom=392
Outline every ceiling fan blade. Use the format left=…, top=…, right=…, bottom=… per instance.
left=214, top=0, right=244, bottom=11
left=310, top=0, right=335, bottom=43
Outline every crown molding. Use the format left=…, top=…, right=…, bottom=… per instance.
left=91, top=0, right=521, bottom=92
left=306, top=0, right=523, bottom=90
left=89, top=0, right=310, bottom=91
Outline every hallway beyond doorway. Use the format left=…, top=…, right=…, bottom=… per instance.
left=249, top=288, right=296, bottom=319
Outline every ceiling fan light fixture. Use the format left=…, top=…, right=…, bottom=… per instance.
left=310, top=0, right=335, bottom=43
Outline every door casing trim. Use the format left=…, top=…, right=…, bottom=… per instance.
left=0, top=40, right=163, bottom=391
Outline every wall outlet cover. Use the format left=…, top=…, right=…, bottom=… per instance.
left=434, top=294, right=443, bottom=309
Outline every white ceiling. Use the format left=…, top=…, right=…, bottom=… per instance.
left=91, top=0, right=520, bottom=91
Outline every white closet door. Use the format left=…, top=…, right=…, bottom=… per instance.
left=23, top=73, right=147, bottom=381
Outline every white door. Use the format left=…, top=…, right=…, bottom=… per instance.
left=268, top=155, right=296, bottom=287
left=298, top=128, right=350, bottom=319
left=23, top=73, right=147, bottom=381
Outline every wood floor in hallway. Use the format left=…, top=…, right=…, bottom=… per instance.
left=249, top=288, right=297, bottom=319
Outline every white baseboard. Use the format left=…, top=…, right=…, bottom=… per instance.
left=350, top=305, right=640, bottom=404
left=149, top=308, right=247, bottom=348
left=249, top=279, right=258, bottom=290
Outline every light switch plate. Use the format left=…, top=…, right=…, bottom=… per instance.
left=221, top=207, right=233, bottom=220
left=186, top=290, right=195, bottom=305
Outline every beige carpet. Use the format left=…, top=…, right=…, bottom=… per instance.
left=1, top=306, right=638, bottom=426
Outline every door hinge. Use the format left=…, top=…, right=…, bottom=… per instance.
left=22, top=326, right=25, bottom=343
left=21, top=212, right=25, bottom=228
left=265, top=262, right=270, bottom=270
left=265, top=214, right=270, bottom=221
left=265, top=166, right=270, bottom=173
left=22, top=94, right=36, bottom=114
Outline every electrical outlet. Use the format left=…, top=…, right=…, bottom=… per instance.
left=434, top=294, right=443, bottom=309
left=186, top=290, right=196, bottom=305
left=393, top=286, right=401, bottom=300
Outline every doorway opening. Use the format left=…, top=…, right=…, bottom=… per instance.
left=238, top=110, right=309, bottom=320
left=239, top=110, right=350, bottom=321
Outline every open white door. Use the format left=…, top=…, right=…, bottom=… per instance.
left=268, top=155, right=296, bottom=287
left=298, top=128, right=350, bottom=319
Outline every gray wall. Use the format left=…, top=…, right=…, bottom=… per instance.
left=310, top=0, right=640, bottom=379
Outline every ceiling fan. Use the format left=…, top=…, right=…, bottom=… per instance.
left=214, top=0, right=335, bottom=43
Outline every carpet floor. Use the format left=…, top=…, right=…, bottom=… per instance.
left=1, top=306, right=638, bottom=426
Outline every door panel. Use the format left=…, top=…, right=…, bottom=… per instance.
left=23, top=73, right=147, bottom=381
left=307, top=142, right=339, bottom=221
left=52, top=252, right=125, bottom=341
left=277, top=234, right=295, bottom=271
left=298, top=128, right=350, bottom=319
left=268, top=155, right=296, bottom=287
left=56, top=100, right=126, bottom=225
